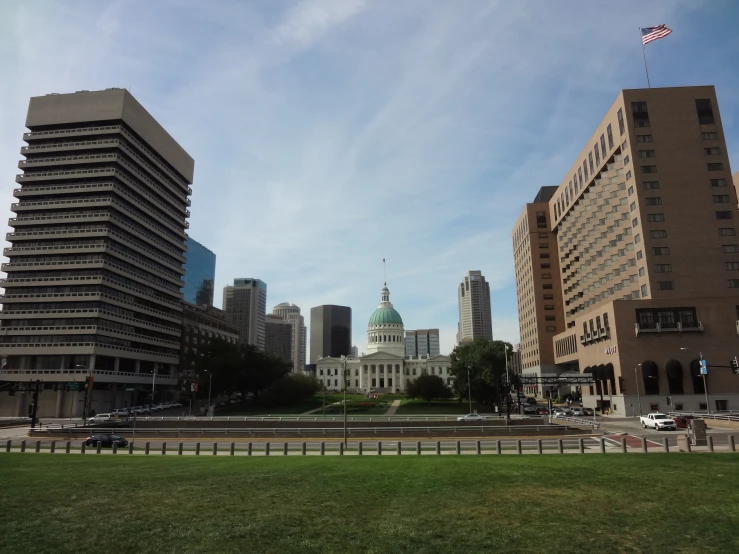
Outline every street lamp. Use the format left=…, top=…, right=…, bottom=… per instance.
left=466, top=365, right=473, bottom=414
left=634, top=363, right=643, bottom=417
left=204, top=369, right=213, bottom=417
left=503, top=345, right=511, bottom=421
left=681, top=347, right=710, bottom=415
left=76, top=364, right=91, bottom=422
left=150, top=367, right=157, bottom=415
left=341, top=355, right=348, bottom=447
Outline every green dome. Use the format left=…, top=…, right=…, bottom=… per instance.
left=368, top=307, right=403, bottom=326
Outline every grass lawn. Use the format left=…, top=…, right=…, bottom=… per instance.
left=217, top=393, right=368, bottom=416
left=2, top=455, right=738, bottom=553
left=396, top=398, right=494, bottom=415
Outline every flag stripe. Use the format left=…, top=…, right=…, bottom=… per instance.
left=641, top=24, right=673, bottom=46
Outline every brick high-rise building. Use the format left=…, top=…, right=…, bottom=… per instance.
left=0, top=89, right=192, bottom=377
left=514, top=85, right=739, bottom=414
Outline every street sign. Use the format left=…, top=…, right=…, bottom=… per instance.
left=191, top=383, right=199, bottom=392
left=125, top=387, right=135, bottom=392
left=67, top=382, right=80, bottom=391
left=700, top=359, right=708, bottom=375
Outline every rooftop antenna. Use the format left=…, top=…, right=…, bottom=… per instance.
left=383, top=258, right=387, bottom=285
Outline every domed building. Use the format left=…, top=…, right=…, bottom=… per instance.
left=314, top=283, right=453, bottom=393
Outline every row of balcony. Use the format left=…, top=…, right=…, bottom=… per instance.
left=0, top=368, right=179, bottom=385
left=0, top=323, right=181, bottom=349
left=634, top=321, right=705, bottom=336
left=0, top=341, right=179, bottom=365
left=579, top=327, right=611, bottom=344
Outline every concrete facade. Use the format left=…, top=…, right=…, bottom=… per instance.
left=271, top=303, right=306, bottom=373
left=222, top=278, right=267, bottom=350
left=405, top=329, right=440, bottom=358
left=457, top=271, right=493, bottom=344
left=264, top=313, right=293, bottom=365
left=0, top=89, right=192, bottom=381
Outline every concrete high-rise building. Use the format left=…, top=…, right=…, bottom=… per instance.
left=182, top=237, right=215, bottom=306
left=512, top=186, right=564, bottom=374
left=457, top=271, right=493, bottom=344
left=0, top=89, right=192, bottom=379
left=350, top=345, right=359, bottom=358
left=309, top=305, right=352, bottom=363
left=264, top=314, right=293, bottom=365
left=405, top=329, right=440, bottom=358
left=223, top=278, right=267, bottom=350
left=514, top=85, right=739, bottom=413
left=271, top=303, right=306, bottom=373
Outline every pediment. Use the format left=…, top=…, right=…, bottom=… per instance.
left=360, top=351, right=404, bottom=360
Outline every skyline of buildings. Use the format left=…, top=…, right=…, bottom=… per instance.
left=223, top=278, right=267, bottom=350
left=512, top=85, right=739, bottom=413
left=182, top=237, right=215, bottom=306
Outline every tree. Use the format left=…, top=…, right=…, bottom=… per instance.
left=406, top=374, right=453, bottom=403
left=449, top=339, right=514, bottom=411
left=264, top=374, right=321, bottom=406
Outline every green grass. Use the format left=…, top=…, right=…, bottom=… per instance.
left=217, top=394, right=368, bottom=416
left=396, top=398, right=494, bottom=414
left=2, top=455, right=738, bottom=553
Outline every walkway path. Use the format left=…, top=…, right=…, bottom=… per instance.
left=384, top=399, right=402, bottom=416
left=302, top=401, right=342, bottom=415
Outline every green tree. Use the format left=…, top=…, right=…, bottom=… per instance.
left=449, top=339, right=514, bottom=412
left=264, top=374, right=321, bottom=406
left=406, top=374, right=453, bottom=403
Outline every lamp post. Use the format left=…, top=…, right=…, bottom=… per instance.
left=341, top=355, right=348, bottom=447
left=466, top=365, right=473, bottom=414
left=504, top=345, right=511, bottom=421
left=681, top=347, right=710, bottom=415
left=76, top=364, right=91, bottom=422
left=634, top=363, right=643, bottom=417
left=205, top=370, right=213, bottom=417
left=150, top=367, right=157, bottom=415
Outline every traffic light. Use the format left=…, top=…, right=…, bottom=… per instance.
left=731, top=357, right=739, bottom=375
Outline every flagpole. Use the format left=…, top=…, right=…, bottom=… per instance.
left=639, top=28, right=651, bottom=88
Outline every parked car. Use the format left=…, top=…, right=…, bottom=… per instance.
left=84, top=434, right=128, bottom=448
left=88, top=413, right=113, bottom=423
left=581, top=408, right=594, bottom=416
left=571, top=408, right=584, bottom=417
left=457, top=413, right=485, bottom=422
left=640, top=413, right=677, bottom=431
left=536, top=408, right=549, bottom=415
left=672, top=416, right=690, bottom=429
left=525, top=397, right=537, bottom=405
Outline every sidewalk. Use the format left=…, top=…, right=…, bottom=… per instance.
left=302, top=401, right=342, bottom=415
left=384, top=399, right=402, bottom=416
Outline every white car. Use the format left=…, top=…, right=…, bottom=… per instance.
left=457, top=413, right=485, bottom=422
left=88, top=413, right=113, bottom=423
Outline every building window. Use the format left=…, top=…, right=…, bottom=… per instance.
left=543, top=294, right=554, bottom=300
left=657, top=281, right=674, bottom=290
left=636, top=250, right=643, bottom=260
left=711, top=179, right=727, bottom=187
left=617, top=108, right=625, bottom=135
left=716, top=211, right=733, bottom=220
left=641, top=165, right=658, bottom=174
left=624, top=155, right=630, bottom=165
left=655, top=264, right=672, bottom=273
left=536, top=211, right=547, bottom=228
left=628, top=186, right=634, bottom=195
left=719, top=228, right=736, bottom=236
left=583, top=160, right=589, bottom=181
left=589, top=152, right=594, bottom=174
left=696, top=99, right=715, bottom=125
left=544, top=305, right=554, bottom=310
left=650, top=230, right=667, bottom=239
left=545, top=315, right=555, bottom=321
left=543, top=284, right=553, bottom=289
left=626, top=170, right=632, bottom=180
left=702, top=132, right=718, bottom=140
left=708, top=163, right=724, bottom=171
left=630, top=201, right=637, bottom=212
left=713, top=195, right=730, bottom=203
left=638, top=150, right=655, bottom=158
left=607, top=124, right=614, bottom=149
left=638, top=267, right=645, bottom=277
left=634, top=233, right=641, bottom=244
left=540, top=263, right=551, bottom=269
left=632, top=217, right=639, bottom=227
left=647, top=213, right=665, bottom=222
left=723, top=245, right=739, bottom=253
left=637, top=135, right=653, bottom=143
left=539, top=243, right=549, bottom=248
left=641, top=284, right=648, bottom=297
left=539, top=253, right=550, bottom=259
left=635, top=120, right=651, bottom=128
left=643, top=181, right=660, bottom=190
left=645, top=197, right=662, bottom=206
left=729, top=280, right=739, bottom=288
left=594, top=143, right=600, bottom=166
left=578, top=168, right=583, bottom=189
left=542, top=273, right=552, bottom=279
left=724, top=262, right=739, bottom=271
left=546, top=326, right=557, bottom=332
left=538, top=232, right=548, bottom=238
left=705, top=147, right=721, bottom=155
left=653, top=247, right=670, bottom=255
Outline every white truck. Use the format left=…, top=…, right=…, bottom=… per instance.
left=640, top=413, right=677, bottom=431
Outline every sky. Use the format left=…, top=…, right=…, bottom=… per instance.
left=1, top=0, right=739, bottom=357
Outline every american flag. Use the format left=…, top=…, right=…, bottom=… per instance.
left=641, top=24, right=672, bottom=46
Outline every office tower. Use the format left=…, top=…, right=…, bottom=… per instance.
left=509, top=345, right=521, bottom=375
left=512, top=186, right=564, bottom=373
left=405, top=329, right=440, bottom=358
left=350, top=345, right=358, bottom=358
left=223, top=278, right=267, bottom=349
left=519, top=85, right=739, bottom=413
left=457, top=271, right=493, bottom=344
left=309, top=305, right=351, bottom=363
left=0, top=89, right=192, bottom=374
left=180, top=303, right=239, bottom=374
left=182, top=237, right=215, bottom=306
left=271, top=303, right=306, bottom=373
left=264, top=314, right=293, bottom=365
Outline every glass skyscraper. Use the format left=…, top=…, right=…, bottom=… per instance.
left=183, top=237, right=216, bottom=306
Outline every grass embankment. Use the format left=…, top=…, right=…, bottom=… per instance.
left=396, top=398, right=493, bottom=415
left=3, top=455, right=738, bottom=553
left=217, top=393, right=368, bottom=416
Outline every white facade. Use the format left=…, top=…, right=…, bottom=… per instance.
left=315, top=283, right=453, bottom=392
left=272, top=303, right=307, bottom=374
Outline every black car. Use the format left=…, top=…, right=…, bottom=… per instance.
left=85, top=434, right=128, bottom=448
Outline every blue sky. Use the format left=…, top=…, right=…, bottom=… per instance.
left=1, top=0, right=739, bottom=356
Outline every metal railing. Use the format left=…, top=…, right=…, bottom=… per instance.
left=668, top=411, right=739, bottom=422
left=551, top=414, right=600, bottom=429
left=43, top=414, right=533, bottom=424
